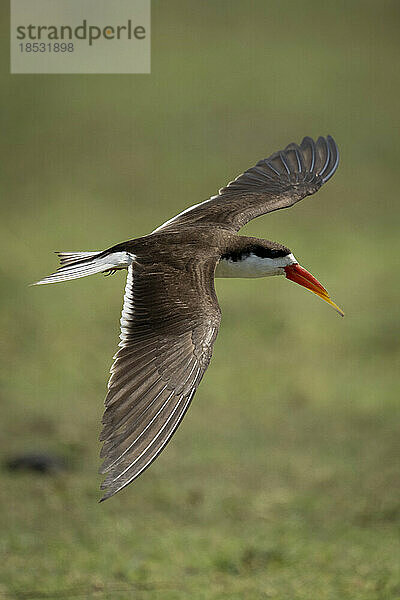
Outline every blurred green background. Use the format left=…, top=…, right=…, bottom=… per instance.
left=1, top=1, right=399, bottom=598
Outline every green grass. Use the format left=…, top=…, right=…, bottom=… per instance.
left=1, top=1, right=399, bottom=598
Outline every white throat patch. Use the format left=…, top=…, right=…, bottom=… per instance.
left=215, top=253, right=297, bottom=278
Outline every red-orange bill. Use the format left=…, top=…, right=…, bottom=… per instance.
left=284, top=264, right=344, bottom=317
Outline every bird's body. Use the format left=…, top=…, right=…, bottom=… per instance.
left=34, top=135, right=343, bottom=500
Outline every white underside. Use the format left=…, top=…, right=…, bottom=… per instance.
left=215, top=252, right=297, bottom=278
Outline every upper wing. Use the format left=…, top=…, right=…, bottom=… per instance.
left=99, top=257, right=221, bottom=501
left=154, top=136, right=339, bottom=233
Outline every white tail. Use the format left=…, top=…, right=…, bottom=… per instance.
left=56, top=251, right=100, bottom=267
left=33, top=251, right=135, bottom=285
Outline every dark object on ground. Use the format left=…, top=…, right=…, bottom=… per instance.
left=5, top=452, right=68, bottom=474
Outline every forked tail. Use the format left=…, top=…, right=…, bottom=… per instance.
left=33, top=250, right=134, bottom=285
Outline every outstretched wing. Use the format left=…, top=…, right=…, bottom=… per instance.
left=99, top=257, right=221, bottom=501
left=154, top=136, right=339, bottom=233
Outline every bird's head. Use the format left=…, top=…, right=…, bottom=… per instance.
left=218, top=239, right=344, bottom=316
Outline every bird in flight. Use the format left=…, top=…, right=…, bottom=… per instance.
left=34, top=135, right=343, bottom=501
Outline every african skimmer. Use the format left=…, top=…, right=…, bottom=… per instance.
left=34, top=135, right=343, bottom=500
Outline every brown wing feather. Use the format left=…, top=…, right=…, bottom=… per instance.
left=99, top=258, right=221, bottom=501
left=156, top=136, right=339, bottom=233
